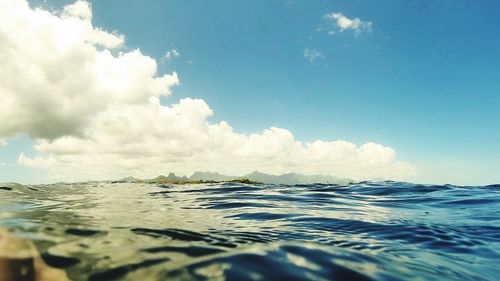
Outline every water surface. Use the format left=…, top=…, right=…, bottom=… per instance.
left=1, top=181, right=499, bottom=280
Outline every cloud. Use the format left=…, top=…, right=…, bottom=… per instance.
left=303, top=48, right=324, bottom=63
left=324, top=12, right=372, bottom=35
left=0, top=0, right=176, bottom=140
left=1, top=0, right=415, bottom=182
left=19, top=113, right=415, bottom=181
left=164, top=49, right=180, bottom=61
left=63, top=0, right=92, bottom=21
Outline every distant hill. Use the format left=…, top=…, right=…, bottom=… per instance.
left=118, top=176, right=141, bottom=182
left=242, top=171, right=352, bottom=185
left=118, top=171, right=352, bottom=185
left=189, top=171, right=237, bottom=182
left=149, top=173, right=188, bottom=183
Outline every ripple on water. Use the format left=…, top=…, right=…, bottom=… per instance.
left=0, top=181, right=499, bottom=281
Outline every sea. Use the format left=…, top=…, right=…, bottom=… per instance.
left=0, top=181, right=499, bottom=281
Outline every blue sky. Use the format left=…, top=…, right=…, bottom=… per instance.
left=1, top=0, right=499, bottom=185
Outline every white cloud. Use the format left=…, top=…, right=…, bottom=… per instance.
left=18, top=109, right=415, bottom=181
left=164, top=49, right=180, bottom=61
left=1, top=0, right=415, bottom=182
left=303, top=48, right=324, bottom=63
left=324, top=12, right=372, bottom=35
left=0, top=0, right=176, bottom=140
left=63, top=0, right=92, bottom=21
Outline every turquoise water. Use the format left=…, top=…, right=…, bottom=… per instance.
left=1, top=181, right=499, bottom=280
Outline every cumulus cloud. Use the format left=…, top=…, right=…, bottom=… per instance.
left=164, top=49, right=180, bottom=61
left=0, top=0, right=176, bottom=140
left=303, top=48, right=324, bottom=63
left=18, top=108, right=415, bottom=181
left=63, top=0, right=92, bottom=21
left=1, top=0, right=415, bottom=182
left=324, top=12, right=372, bottom=35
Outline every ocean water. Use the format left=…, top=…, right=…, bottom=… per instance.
left=0, top=181, right=499, bottom=280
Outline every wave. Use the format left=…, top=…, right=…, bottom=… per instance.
left=0, top=181, right=499, bottom=280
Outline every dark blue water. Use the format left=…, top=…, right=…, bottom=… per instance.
left=1, top=181, right=499, bottom=280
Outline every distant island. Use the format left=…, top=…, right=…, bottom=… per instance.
left=114, top=171, right=353, bottom=185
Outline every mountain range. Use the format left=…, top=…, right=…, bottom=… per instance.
left=118, top=171, right=352, bottom=185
